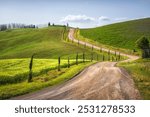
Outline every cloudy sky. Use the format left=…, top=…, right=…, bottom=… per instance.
left=0, top=0, right=150, bottom=28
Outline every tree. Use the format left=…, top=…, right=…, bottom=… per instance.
left=28, top=54, right=35, bottom=82
left=58, top=56, right=61, bottom=71
left=0, top=24, right=7, bottom=31
left=48, top=22, right=51, bottom=27
left=136, top=36, right=149, bottom=49
left=8, top=24, right=11, bottom=29
left=76, top=53, right=78, bottom=65
left=136, top=36, right=150, bottom=58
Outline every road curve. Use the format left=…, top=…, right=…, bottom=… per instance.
left=11, top=28, right=141, bottom=100
left=11, top=62, right=141, bottom=100
left=68, top=28, right=139, bottom=62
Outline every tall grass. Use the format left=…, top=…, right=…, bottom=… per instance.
left=0, top=62, right=94, bottom=99
left=0, top=50, right=123, bottom=85
left=0, top=58, right=84, bottom=85
left=118, top=59, right=150, bottom=99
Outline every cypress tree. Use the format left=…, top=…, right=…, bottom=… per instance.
left=28, top=54, right=35, bottom=82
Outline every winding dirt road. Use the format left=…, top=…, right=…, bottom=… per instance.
left=68, top=28, right=139, bottom=62
left=11, top=28, right=141, bottom=100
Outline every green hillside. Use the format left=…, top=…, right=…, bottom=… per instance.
left=0, top=26, right=120, bottom=99
left=0, top=26, right=121, bottom=85
left=80, top=18, right=150, bottom=53
left=0, top=26, right=98, bottom=59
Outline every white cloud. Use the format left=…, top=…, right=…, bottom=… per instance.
left=60, top=15, right=95, bottom=23
left=59, top=15, right=129, bottom=28
left=98, top=16, right=110, bottom=21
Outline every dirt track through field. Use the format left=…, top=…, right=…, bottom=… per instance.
left=11, top=28, right=141, bottom=100
left=68, top=29, right=139, bottom=62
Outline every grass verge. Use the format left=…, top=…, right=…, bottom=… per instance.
left=0, top=58, right=84, bottom=85
left=0, top=62, right=95, bottom=99
left=118, top=59, right=150, bottom=99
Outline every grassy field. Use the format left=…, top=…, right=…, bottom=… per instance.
left=0, top=51, right=123, bottom=86
left=0, top=58, right=86, bottom=85
left=0, top=26, right=94, bottom=59
left=0, top=26, right=123, bottom=99
left=0, top=62, right=94, bottom=99
left=0, top=26, right=119, bottom=59
left=80, top=18, right=150, bottom=55
left=118, top=59, right=150, bottom=99
left=1, top=23, right=149, bottom=99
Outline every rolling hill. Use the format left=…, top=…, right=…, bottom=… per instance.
left=79, top=18, right=150, bottom=99
left=0, top=26, right=101, bottom=59
left=80, top=18, right=150, bottom=53
left=0, top=26, right=113, bottom=99
left=0, top=26, right=93, bottom=99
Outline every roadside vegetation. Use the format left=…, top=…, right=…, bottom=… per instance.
left=0, top=26, right=125, bottom=99
left=119, top=36, right=150, bottom=99
left=0, top=62, right=94, bottom=99
left=0, top=58, right=84, bottom=85
left=118, top=59, right=150, bottom=99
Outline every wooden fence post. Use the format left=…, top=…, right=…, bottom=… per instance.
left=115, top=51, right=116, bottom=57
left=118, top=52, right=120, bottom=60
left=108, top=56, right=110, bottom=61
left=28, top=54, right=35, bottom=82
left=76, top=53, right=78, bottom=65
left=112, top=56, right=114, bottom=61
left=91, top=53, right=93, bottom=62
left=92, top=45, right=93, bottom=51
left=68, top=57, right=70, bottom=68
left=83, top=52, right=85, bottom=63
left=108, top=50, right=110, bottom=61
left=58, top=56, right=61, bottom=71
left=97, top=54, right=98, bottom=61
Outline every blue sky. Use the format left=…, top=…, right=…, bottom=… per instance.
left=0, top=0, right=150, bottom=28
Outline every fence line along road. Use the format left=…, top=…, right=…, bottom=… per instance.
left=68, top=28, right=139, bottom=62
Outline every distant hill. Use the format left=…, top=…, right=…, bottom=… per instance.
left=0, top=27, right=99, bottom=59
left=80, top=18, right=150, bottom=52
